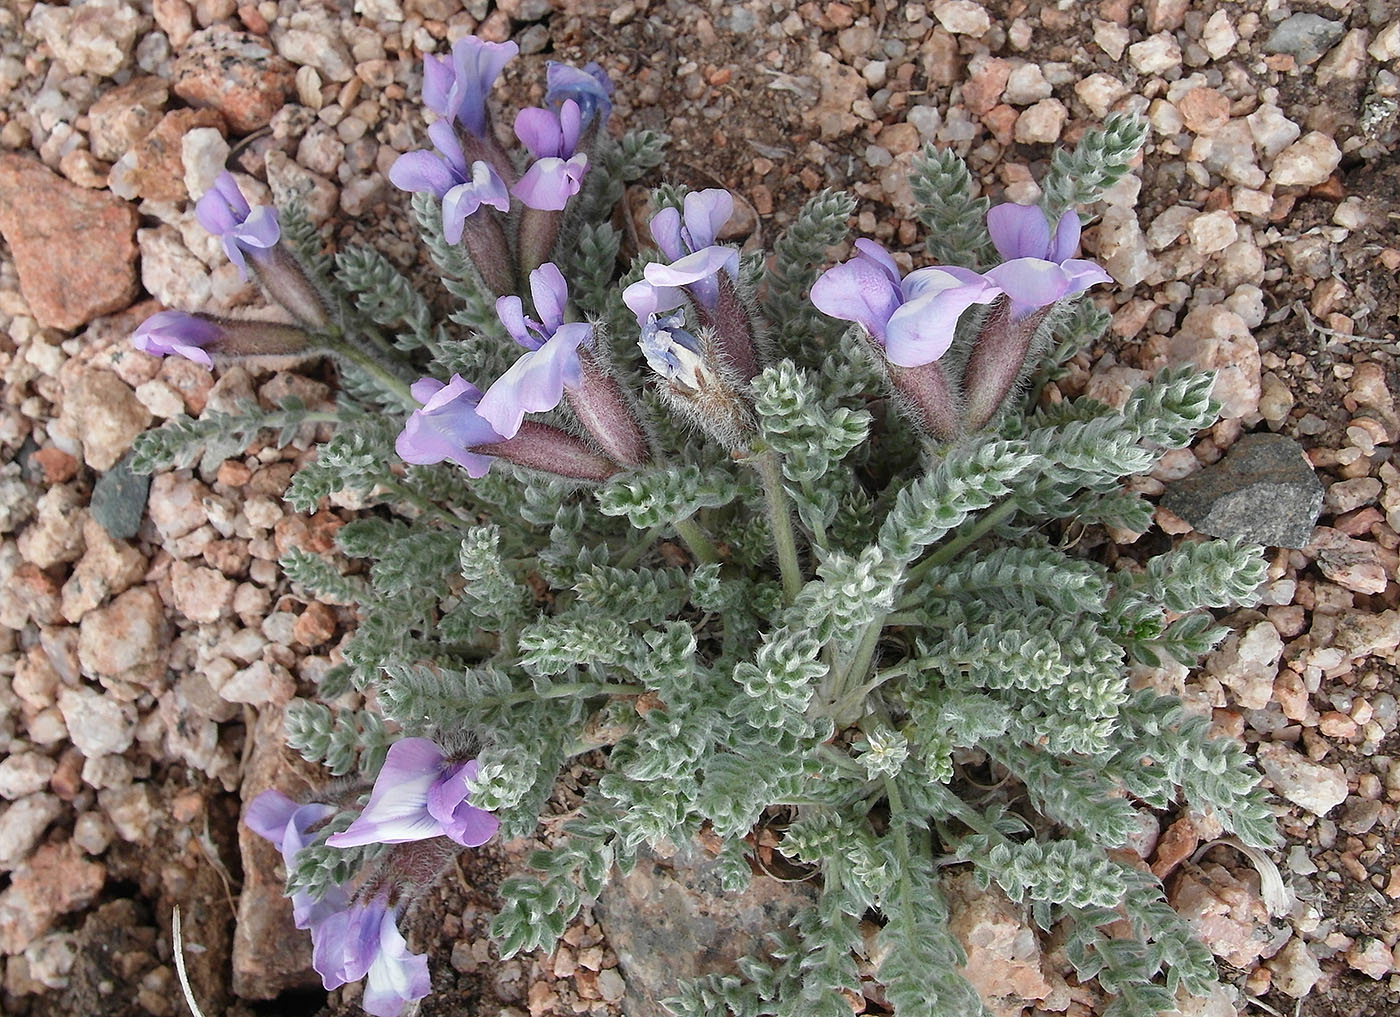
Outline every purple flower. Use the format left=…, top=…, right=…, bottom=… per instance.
left=639, top=310, right=705, bottom=389
left=195, top=172, right=281, bottom=281
left=311, top=896, right=431, bottom=1017
left=131, top=310, right=224, bottom=368
left=545, top=61, right=613, bottom=128
left=512, top=100, right=589, bottom=211
left=622, top=190, right=740, bottom=321
left=422, top=37, right=518, bottom=138
left=389, top=120, right=510, bottom=244
left=326, top=738, right=499, bottom=849
left=477, top=264, right=591, bottom=438
left=395, top=375, right=506, bottom=477
left=982, top=203, right=1112, bottom=319
left=810, top=240, right=1000, bottom=367
left=245, top=790, right=347, bottom=929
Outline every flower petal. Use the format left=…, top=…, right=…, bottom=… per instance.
left=476, top=324, right=589, bottom=437
left=512, top=154, right=587, bottom=211
left=528, top=263, right=570, bottom=334
left=325, top=738, right=445, bottom=847
left=1047, top=209, right=1082, bottom=263
left=244, top=790, right=299, bottom=845
left=682, top=189, right=733, bottom=252
left=495, top=294, right=535, bottom=349
left=514, top=105, right=563, bottom=160
left=853, top=239, right=902, bottom=286
left=389, top=150, right=455, bottom=198
left=809, top=254, right=903, bottom=344
left=987, top=202, right=1051, bottom=262
left=884, top=273, right=1000, bottom=367
left=984, top=258, right=1073, bottom=317
left=643, top=245, right=739, bottom=311
left=648, top=206, right=684, bottom=263
left=361, top=909, right=432, bottom=1017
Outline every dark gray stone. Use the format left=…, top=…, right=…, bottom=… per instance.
left=595, top=841, right=815, bottom=1016
left=90, top=453, right=150, bottom=540
left=1264, top=13, right=1345, bottom=65
left=1162, top=433, right=1323, bottom=549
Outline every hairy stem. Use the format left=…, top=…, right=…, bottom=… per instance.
left=673, top=516, right=721, bottom=565
left=324, top=337, right=417, bottom=407
left=756, top=450, right=804, bottom=604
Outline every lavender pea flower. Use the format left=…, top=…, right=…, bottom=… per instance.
left=131, top=310, right=224, bottom=368
left=512, top=99, right=590, bottom=212
left=809, top=239, right=1000, bottom=368
left=327, top=738, right=499, bottom=849
left=545, top=61, right=613, bottom=129
left=195, top=171, right=280, bottom=281
left=132, top=311, right=314, bottom=367
left=982, top=202, right=1112, bottom=319
left=245, top=791, right=347, bottom=929
left=195, top=172, right=329, bottom=327
left=389, top=120, right=514, bottom=294
left=477, top=264, right=590, bottom=438
left=479, top=265, right=650, bottom=465
left=395, top=376, right=506, bottom=478
left=311, top=895, right=431, bottom=1017
left=623, top=189, right=762, bottom=381
left=396, top=374, right=625, bottom=482
left=422, top=37, right=518, bottom=139
left=960, top=204, right=1113, bottom=430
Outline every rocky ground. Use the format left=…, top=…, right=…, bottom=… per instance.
left=0, top=0, right=1397, bottom=1015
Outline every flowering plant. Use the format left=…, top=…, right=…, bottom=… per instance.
left=131, top=43, right=1272, bottom=1017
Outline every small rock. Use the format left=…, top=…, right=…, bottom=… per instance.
left=99, top=784, right=157, bottom=843
left=1013, top=99, right=1066, bottom=144
left=170, top=559, right=237, bottom=623
left=1344, top=937, right=1394, bottom=979
left=182, top=127, right=231, bottom=203
left=78, top=586, right=167, bottom=692
left=220, top=659, right=294, bottom=705
left=805, top=52, right=865, bottom=140
left=0, top=156, right=140, bottom=331
left=1255, top=742, right=1349, bottom=816
left=1201, top=11, right=1238, bottom=60
left=1267, top=937, right=1323, bottom=997
left=1168, top=861, right=1273, bottom=968
left=1095, top=206, right=1155, bottom=287
left=1003, top=63, right=1051, bottom=105
left=1270, top=132, right=1343, bottom=187
left=945, top=870, right=1065, bottom=1013
left=1128, top=33, right=1182, bottom=75
left=90, top=454, right=152, bottom=541
left=933, top=1, right=989, bottom=36
left=26, top=0, right=144, bottom=76
left=1163, top=434, right=1320, bottom=547
left=0, top=753, right=59, bottom=801
left=1166, top=306, right=1260, bottom=421
left=1264, top=13, right=1345, bottom=65
left=1316, top=30, right=1370, bottom=88
left=1075, top=73, right=1127, bottom=119
left=0, top=793, right=63, bottom=871
left=1206, top=620, right=1283, bottom=710
left=1245, top=104, right=1301, bottom=162
left=1177, top=87, right=1230, bottom=135
left=173, top=28, right=296, bottom=134
left=88, top=77, right=170, bottom=162
left=1186, top=210, right=1237, bottom=254
left=596, top=842, right=814, bottom=1016
left=57, top=686, right=137, bottom=758
left=1327, top=477, right=1382, bottom=515
left=138, top=225, right=215, bottom=310
left=110, top=108, right=228, bottom=204
left=1092, top=19, right=1129, bottom=61
left=148, top=472, right=211, bottom=541
left=1305, top=526, right=1391, bottom=595
left=0, top=841, right=106, bottom=953
left=60, top=368, right=152, bottom=472
left=275, top=27, right=355, bottom=82
left=17, top=484, right=88, bottom=569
